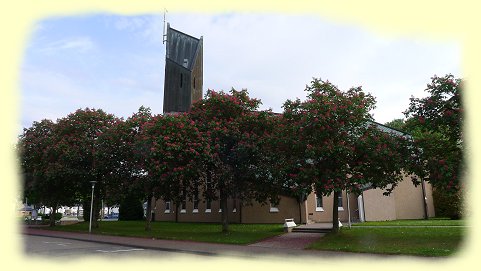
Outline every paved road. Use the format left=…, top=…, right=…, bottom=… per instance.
left=23, top=227, right=426, bottom=260
left=24, top=235, right=211, bottom=259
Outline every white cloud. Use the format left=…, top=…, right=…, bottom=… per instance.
left=38, top=36, right=95, bottom=54
left=110, top=15, right=164, bottom=45
left=21, top=13, right=461, bottom=131
left=114, top=16, right=148, bottom=31
left=166, top=13, right=460, bottom=123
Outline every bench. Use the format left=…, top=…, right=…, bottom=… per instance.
left=283, top=218, right=297, bottom=232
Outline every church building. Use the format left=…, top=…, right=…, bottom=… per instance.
left=155, top=24, right=435, bottom=224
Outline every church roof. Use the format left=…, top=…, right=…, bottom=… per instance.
left=165, top=23, right=202, bottom=71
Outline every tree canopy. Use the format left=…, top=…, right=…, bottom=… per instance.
left=403, top=74, right=463, bottom=192
left=280, top=79, right=412, bottom=232
left=19, top=77, right=440, bottom=231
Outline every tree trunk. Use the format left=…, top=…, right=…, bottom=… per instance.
left=421, top=180, right=429, bottom=220
left=49, top=205, right=57, bottom=227
left=220, top=195, right=229, bottom=233
left=145, top=194, right=153, bottom=231
left=92, top=197, right=101, bottom=229
left=298, top=201, right=303, bottom=224
left=332, top=191, right=340, bottom=233
left=175, top=202, right=179, bottom=223
left=239, top=200, right=243, bottom=224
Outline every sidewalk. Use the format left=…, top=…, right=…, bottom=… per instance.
left=21, top=226, right=399, bottom=259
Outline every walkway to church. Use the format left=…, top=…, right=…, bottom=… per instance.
left=248, top=223, right=332, bottom=250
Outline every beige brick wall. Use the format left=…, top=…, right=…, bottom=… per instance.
left=307, top=191, right=359, bottom=223
left=241, top=196, right=302, bottom=224
left=151, top=176, right=434, bottom=224
left=363, top=188, right=397, bottom=221
left=362, top=176, right=435, bottom=221
left=394, top=176, right=426, bottom=219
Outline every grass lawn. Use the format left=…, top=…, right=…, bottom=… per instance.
left=45, top=221, right=284, bottom=245
left=352, top=218, right=466, bottom=227
left=309, top=221, right=465, bottom=257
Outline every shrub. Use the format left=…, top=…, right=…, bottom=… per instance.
left=118, top=192, right=144, bottom=221
left=433, top=188, right=463, bottom=219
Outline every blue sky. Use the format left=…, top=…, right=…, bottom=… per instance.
left=20, top=13, right=461, bottom=131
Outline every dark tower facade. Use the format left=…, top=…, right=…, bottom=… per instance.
left=163, top=23, right=203, bottom=113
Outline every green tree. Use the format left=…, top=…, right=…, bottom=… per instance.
left=384, top=118, right=406, bottom=131
left=118, top=191, right=144, bottom=221
left=126, top=107, right=156, bottom=230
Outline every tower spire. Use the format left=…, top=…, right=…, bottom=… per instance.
left=163, top=8, right=168, bottom=44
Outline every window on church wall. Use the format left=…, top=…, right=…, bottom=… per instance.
left=205, top=175, right=212, bottom=213
left=205, top=200, right=212, bottom=213
left=193, top=188, right=199, bottom=213
left=315, top=193, right=324, bottom=212
left=180, top=188, right=187, bottom=213
left=338, top=192, right=344, bottom=211
left=165, top=201, right=171, bottom=213
left=180, top=73, right=183, bottom=88
left=269, top=199, right=279, bottom=213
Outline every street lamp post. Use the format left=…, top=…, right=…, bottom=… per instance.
left=89, top=181, right=97, bottom=233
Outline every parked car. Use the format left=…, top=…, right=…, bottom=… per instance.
left=103, top=213, right=119, bottom=219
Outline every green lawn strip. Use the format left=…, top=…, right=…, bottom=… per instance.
left=44, top=221, right=284, bottom=245
left=352, top=219, right=465, bottom=227
left=308, top=227, right=464, bottom=257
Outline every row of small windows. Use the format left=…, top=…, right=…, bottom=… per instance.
left=163, top=193, right=343, bottom=214
left=163, top=199, right=237, bottom=214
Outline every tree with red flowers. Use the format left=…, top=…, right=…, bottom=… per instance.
left=96, top=106, right=156, bottom=229
left=281, top=78, right=411, bottom=232
left=19, top=109, right=117, bottom=227
left=403, top=74, right=463, bottom=193
left=53, top=108, right=118, bottom=228
left=18, top=119, right=70, bottom=226
left=140, top=112, right=206, bottom=225
left=398, top=74, right=464, bottom=219
left=189, top=89, right=278, bottom=232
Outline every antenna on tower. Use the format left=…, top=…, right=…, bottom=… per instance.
left=162, top=8, right=168, bottom=44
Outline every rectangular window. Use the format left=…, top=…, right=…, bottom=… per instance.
left=205, top=200, right=211, bottom=213
left=180, top=188, right=187, bottom=213
left=193, top=189, right=199, bottom=213
left=269, top=200, right=279, bottom=213
left=180, top=73, right=183, bottom=88
left=338, top=193, right=344, bottom=211
left=315, top=193, right=324, bottom=212
left=165, top=201, right=171, bottom=213
left=205, top=175, right=212, bottom=213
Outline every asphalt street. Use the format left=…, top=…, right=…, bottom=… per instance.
left=22, top=227, right=433, bottom=261
left=23, top=235, right=212, bottom=259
